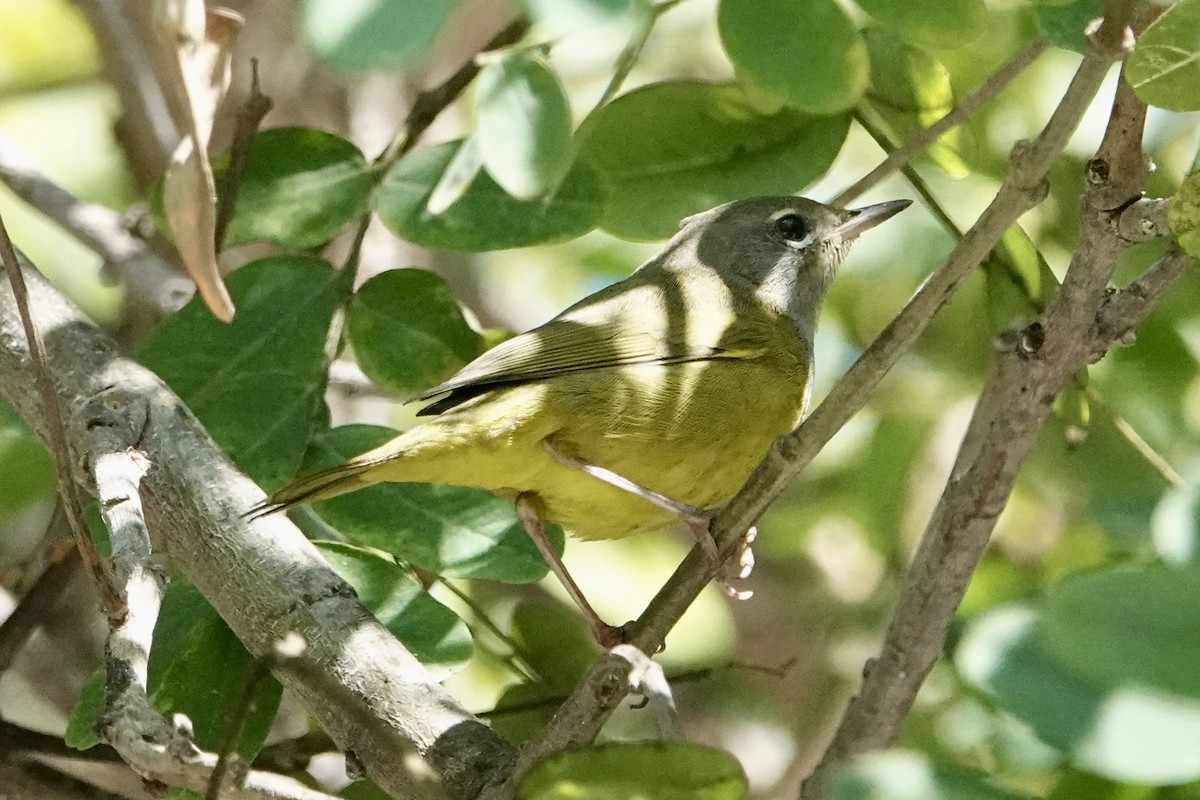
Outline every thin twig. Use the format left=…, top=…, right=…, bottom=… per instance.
left=834, top=37, right=1049, bottom=206
left=0, top=215, right=123, bottom=621
left=376, top=18, right=531, bottom=173
left=214, top=58, right=274, bottom=251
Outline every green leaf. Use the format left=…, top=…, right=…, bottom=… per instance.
left=64, top=670, right=105, bottom=750
left=305, top=425, right=559, bottom=582
left=982, top=225, right=1060, bottom=333
left=1127, top=0, right=1200, bottom=112
left=854, top=0, right=986, bottom=49
left=578, top=81, right=850, bottom=240
left=1168, top=171, right=1200, bottom=257
left=151, top=613, right=282, bottom=759
left=139, top=256, right=340, bottom=488
left=315, top=542, right=473, bottom=677
left=518, top=742, right=747, bottom=800
left=510, top=601, right=598, bottom=691
left=828, top=751, right=1036, bottom=800
left=377, top=140, right=607, bottom=250
left=301, top=0, right=455, bottom=70
left=520, top=0, right=650, bottom=38
left=0, top=398, right=54, bottom=514
left=957, top=603, right=1200, bottom=784
left=1036, top=0, right=1103, bottom=53
left=863, top=29, right=968, bottom=178
left=718, top=0, right=867, bottom=115
left=224, top=127, right=374, bottom=249
left=476, top=52, right=576, bottom=200
left=1042, top=564, right=1200, bottom=700
left=347, top=269, right=483, bottom=396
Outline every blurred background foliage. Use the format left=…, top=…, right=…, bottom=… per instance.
left=0, top=0, right=1199, bottom=798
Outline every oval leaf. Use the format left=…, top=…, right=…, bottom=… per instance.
left=348, top=269, right=482, bottom=396
left=476, top=52, right=575, bottom=200
left=139, top=255, right=340, bottom=488
left=224, top=127, right=374, bottom=249
left=304, top=425, right=559, bottom=583
left=301, top=0, right=454, bottom=70
left=316, top=542, right=473, bottom=676
left=829, top=751, right=1036, bottom=800
left=377, top=140, right=607, bottom=250
left=518, top=742, right=747, bottom=800
left=1127, top=0, right=1200, bottom=112
left=957, top=604, right=1200, bottom=784
left=718, top=0, right=867, bottom=115
left=579, top=81, right=850, bottom=240
left=864, top=29, right=968, bottom=178
left=855, top=0, right=986, bottom=49
left=1036, top=0, right=1102, bottom=53
left=1042, top=564, right=1200, bottom=699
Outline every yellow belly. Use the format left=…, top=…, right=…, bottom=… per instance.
left=367, top=357, right=808, bottom=541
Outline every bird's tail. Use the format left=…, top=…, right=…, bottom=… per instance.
left=243, top=460, right=379, bottom=521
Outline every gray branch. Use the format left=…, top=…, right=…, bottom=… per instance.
left=0, top=251, right=514, bottom=799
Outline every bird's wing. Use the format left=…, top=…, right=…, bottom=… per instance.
left=417, top=281, right=776, bottom=415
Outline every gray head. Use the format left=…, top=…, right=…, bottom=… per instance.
left=665, top=195, right=910, bottom=340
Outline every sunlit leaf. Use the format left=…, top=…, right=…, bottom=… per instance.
left=316, top=541, right=473, bottom=676
left=718, top=0, right=867, bottom=115
left=579, top=81, right=850, bottom=240
left=475, top=52, right=575, bottom=200
left=378, top=140, right=606, bottom=250
left=1168, top=171, right=1200, bottom=257
left=223, top=127, right=374, bottom=249
left=1127, top=0, right=1200, bottom=111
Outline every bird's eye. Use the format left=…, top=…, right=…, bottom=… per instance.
left=774, top=213, right=808, bottom=242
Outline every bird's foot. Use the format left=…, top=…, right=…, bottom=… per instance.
left=682, top=511, right=756, bottom=601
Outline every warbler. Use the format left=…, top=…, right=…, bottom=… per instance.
left=248, top=195, right=909, bottom=645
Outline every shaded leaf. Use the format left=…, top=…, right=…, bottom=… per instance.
left=378, top=140, right=606, bottom=250
left=957, top=603, right=1200, bottom=784
left=855, top=0, right=986, bottom=49
left=64, top=670, right=105, bottom=750
left=476, top=52, right=575, bottom=200
left=224, top=127, right=374, bottom=249
left=718, top=0, right=867, bottom=115
left=828, top=751, right=1036, bottom=800
left=579, top=81, right=850, bottom=240
left=1127, top=0, right=1200, bottom=112
left=518, top=742, right=747, bottom=800
left=316, top=541, right=473, bottom=676
left=0, top=398, right=54, bottom=514
left=305, top=425, right=558, bottom=582
left=1036, top=0, right=1102, bottom=54
left=348, top=269, right=482, bottom=396
left=139, top=255, right=340, bottom=488
left=301, top=0, right=454, bottom=70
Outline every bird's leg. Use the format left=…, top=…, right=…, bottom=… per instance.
left=541, top=439, right=755, bottom=597
left=541, top=439, right=719, bottom=560
left=514, top=492, right=627, bottom=648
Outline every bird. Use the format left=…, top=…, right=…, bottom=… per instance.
left=247, top=195, right=910, bottom=646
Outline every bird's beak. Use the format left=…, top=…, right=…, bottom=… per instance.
left=835, top=199, right=912, bottom=240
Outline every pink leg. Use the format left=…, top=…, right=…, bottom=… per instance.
left=515, top=492, right=627, bottom=648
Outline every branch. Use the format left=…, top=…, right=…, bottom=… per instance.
left=0, top=133, right=191, bottom=320
left=0, top=250, right=514, bottom=799
left=834, top=36, right=1050, bottom=207
left=482, top=14, right=1135, bottom=797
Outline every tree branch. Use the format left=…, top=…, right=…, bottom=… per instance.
left=0, top=250, right=513, bottom=799
left=482, top=12, right=1136, bottom=798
